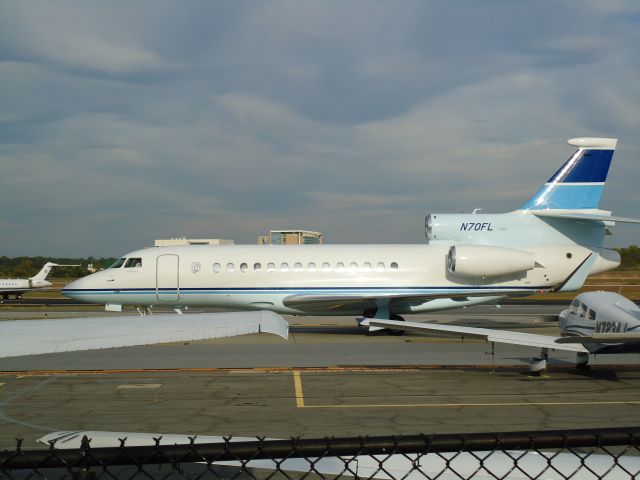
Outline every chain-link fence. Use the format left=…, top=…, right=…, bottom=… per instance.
left=2, top=426, right=639, bottom=479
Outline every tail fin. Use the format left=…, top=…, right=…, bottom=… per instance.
left=30, top=262, right=58, bottom=281
left=30, top=263, right=80, bottom=281
left=521, top=137, right=617, bottom=211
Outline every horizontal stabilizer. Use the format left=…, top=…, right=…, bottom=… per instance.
left=0, top=310, right=288, bottom=358
left=531, top=211, right=640, bottom=224
left=368, top=319, right=588, bottom=353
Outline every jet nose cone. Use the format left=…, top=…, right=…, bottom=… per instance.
left=61, top=278, right=83, bottom=298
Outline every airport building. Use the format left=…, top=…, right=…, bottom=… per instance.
left=154, top=238, right=235, bottom=247
left=258, top=230, right=323, bottom=245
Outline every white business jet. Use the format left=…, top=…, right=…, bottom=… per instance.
left=0, top=262, right=78, bottom=300
left=62, top=138, right=637, bottom=322
left=368, top=291, right=640, bottom=371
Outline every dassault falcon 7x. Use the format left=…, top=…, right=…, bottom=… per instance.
left=1, top=262, right=78, bottom=300
left=63, top=138, right=638, bottom=321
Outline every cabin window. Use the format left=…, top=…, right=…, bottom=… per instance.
left=212, top=263, right=221, bottom=273
left=390, top=262, right=399, bottom=271
left=588, top=309, right=597, bottom=321
left=376, top=262, right=385, bottom=271
left=253, top=262, right=262, bottom=272
left=294, top=262, right=303, bottom=272
left=267, top=262, right=275, bottom=272
left=321, top=262, right=331, bottom=272
left=362, top=262, right=371, bottom=272
left=336, top=262, right=345, bottom=272
left=109, top=258, right=126, bottom=269
left=349, top=262, right=358, bottom=271
left=240, top=263, right=248, bottom=273
left=226, top=263, right=235, bottom=272
left=124, top=258, right=142, bottom=268
left=281, top=262, right=289, bottom=272
left=307, top=262, right=317, bottom=271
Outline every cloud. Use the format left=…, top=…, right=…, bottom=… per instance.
left=1, top=1, right=640, bottom=255
left=0, top=3, right=168, bottom=74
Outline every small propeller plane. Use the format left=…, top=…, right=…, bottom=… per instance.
left=366, top=291, right=640, bottom=371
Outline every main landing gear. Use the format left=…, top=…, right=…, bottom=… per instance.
left=362, top=309, right=406, bottom=336
left=529, top=349, right=590, bottom=375
left=387, top=314, right=406, bottom=336
left=136, top=306, right=153, bottom=316
left=529, top=348, right=549, bottom=375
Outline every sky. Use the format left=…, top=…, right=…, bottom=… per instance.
left=1, top=1, right=640, bottom=257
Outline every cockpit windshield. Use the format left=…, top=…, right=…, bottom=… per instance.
left=109, top=258, right=126, bottom=269
left=569, top=299, right=580, bottom=314
left=579, top=302, right=587, bottom=318
left=124, top=258, right=142, bottom=268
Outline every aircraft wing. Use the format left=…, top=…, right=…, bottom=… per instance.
left=282, top=290, right=535, bottom=313
left=556, top=333, right=640, bottom=344
left=0, top=311, right=288, bottom=358
left=531, top=211, right=640, bottom=224
left=368, top=319, right=589, bottom=353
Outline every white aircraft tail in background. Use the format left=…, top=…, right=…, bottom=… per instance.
left=1, top=262, right=79, bottom=300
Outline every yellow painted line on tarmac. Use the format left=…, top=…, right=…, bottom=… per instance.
left=293, top=371, right=305, bottom=408
left=291, top=371, right=640, bottom=409
left=299, top=400, right=640, bottom=409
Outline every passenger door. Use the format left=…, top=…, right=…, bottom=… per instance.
left=156, top=254, right=179, bottom=302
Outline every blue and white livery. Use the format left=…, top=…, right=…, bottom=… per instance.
left=63, top=138, right=638, bottom=320
left=522, top=137, right=616, bottom=211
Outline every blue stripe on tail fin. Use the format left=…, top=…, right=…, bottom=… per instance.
left=521, top=137, right=617, bottom=211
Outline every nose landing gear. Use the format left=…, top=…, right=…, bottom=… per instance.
left=576, top=352, right=590, bottom=370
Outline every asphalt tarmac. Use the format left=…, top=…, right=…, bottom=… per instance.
left=1, top=304, right=639, bottom=449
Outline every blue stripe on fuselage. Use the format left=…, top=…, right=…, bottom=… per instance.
left=61, top=285, right=548, bottom=296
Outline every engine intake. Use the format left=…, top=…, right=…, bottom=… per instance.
left=448, top=245, right=535, bottom=278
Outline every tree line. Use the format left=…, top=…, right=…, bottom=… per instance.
left=616, top=245, right=640, bottom=270
left=0, top=256, right=117, bottom=278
